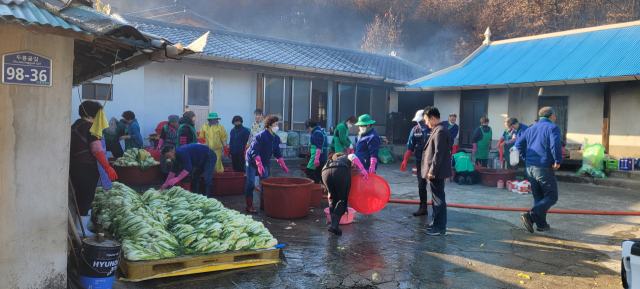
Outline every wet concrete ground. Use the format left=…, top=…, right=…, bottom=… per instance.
left=113, top=163, right=632, bottom=288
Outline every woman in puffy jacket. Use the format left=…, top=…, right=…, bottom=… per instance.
left=177, top=111, right=198, bottom=147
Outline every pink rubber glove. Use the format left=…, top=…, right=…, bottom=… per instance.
left=255, top=156, right=265, bottom=177
left=168, top=170, right=189, bottom=186
left=278, top=158, right=290, bottom=174
left=351, top=157, right=369, bottom=180
left=180, top=136, right=187, bottom=146
left=368, top=157, right=377, bottom=174
left=473, top=143, right=478, bottom=155
left=159, top=172, right=176, bottom=190
left=314, top=149, right=321, bottom=167
left=157, top=139, right=164, bottom=151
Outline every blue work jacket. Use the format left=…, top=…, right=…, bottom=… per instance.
left=515, top=118, right=563, bottom=167
left=356, top=128, right=380, bottom=170
left=407, top=121, right=431, bottom=161
left=246, top=129, right=283, bottom=169
left=170, top=144, right=216, bottom=173
left=229, top=126, right=250, bottom=155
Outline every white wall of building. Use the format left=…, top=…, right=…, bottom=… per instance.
left=0, top=25, right=72, bottom=288
left=434, top=90, right=460, bottom=121
left=488, top=88, right=510, bottom=141
left=434, top=90, right=460, bottom=144
left=521, top=83, right=605, bottom=145
left=610, top=81, right=640, bottom=157
left=72, top=62, right=258, bottom=146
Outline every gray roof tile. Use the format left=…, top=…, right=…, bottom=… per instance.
left=123, top=16, right=428, bottom=82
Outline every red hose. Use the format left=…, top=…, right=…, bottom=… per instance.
left=388, top=199, right=640, bottom=215
left=320, top=195, right=640, bottom=215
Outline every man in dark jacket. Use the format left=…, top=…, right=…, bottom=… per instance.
left=400, top=109, right=432, bottom=216
left=229, top=115, right=250, bottom=173
left=516, top=107, right=563, bottom=233
left=421, top=106, right=452, bottom=236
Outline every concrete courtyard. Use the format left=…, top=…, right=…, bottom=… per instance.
left=113, top=162, right=637, bottom=288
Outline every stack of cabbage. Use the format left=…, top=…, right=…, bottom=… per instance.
left=113, top=148, right=159, bottom=171
left=92, top=182, right=277, bottom=261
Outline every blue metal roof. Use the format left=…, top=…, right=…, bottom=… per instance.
left=410, top=24, right=640, bottom=88
left=0, top=0, right=85, bottom=33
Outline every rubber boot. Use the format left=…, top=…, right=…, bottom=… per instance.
left=259, top=194, right=265, bottom=210
left=246, top=197, right=257, bottom=214
left=413, top=202, right=429, bottom=216
left=78, top=215, right=96, bottom=238
left=328, top=202, right=346, bottom=236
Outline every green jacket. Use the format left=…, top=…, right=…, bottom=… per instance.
left=453, top=152, right=474, bottom=173
left=330, top=121, right=352, bottom=153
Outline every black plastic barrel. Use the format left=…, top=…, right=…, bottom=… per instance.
left=78, top=236, right=122, bottom=289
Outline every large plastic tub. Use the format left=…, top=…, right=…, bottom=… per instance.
left=309, top=184, right=323, bottom=207
left=478, top=169, right=518, bottom=187
left=261, top=177, right=313, bottom=219
left=113, top=165, right=160, bottom=185
left=209, top=172, right=246, bottom=196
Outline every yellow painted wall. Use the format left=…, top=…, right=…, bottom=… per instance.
left=0, top=24, right=73, bottom=288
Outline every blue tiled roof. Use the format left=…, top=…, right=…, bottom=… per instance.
left=410, top=23, right=640, bottom=88
left=123, top=16, right=429, bottom=82
left=0, top=0, right=85, bottom=33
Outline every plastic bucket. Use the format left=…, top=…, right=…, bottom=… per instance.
left=113, top=165, right=160, bottom=185
left=209, top=172, right=246, bottom=196
left=261, top=177, right=313, bottom=219
left=412, top=167, right=417, bottom=176
left=78, top=237, right=121, bottom=289
left=310, top=184, right=323, bottom=207
left=324, top=207, right=356, bottom=224
left=497, top=180, right=504, bottom=189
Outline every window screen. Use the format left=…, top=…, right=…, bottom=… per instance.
left=264, top=75, right=284, bottom=119
left=82, top=84, right=112, bottom=101
left=339, top=83, right=356, bottom=123
left=187, top=78, right=210, bottom=106
left=292, top=78, right=311, bottom=129
left=371, top=87, right=387, bottom=135
left=356, top=86, right=371, bottom=117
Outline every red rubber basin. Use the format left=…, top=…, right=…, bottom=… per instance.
left=261, top=177, right=313, bottom=219
left=310, top=184, right=323, bottom=207
left=224, top=167, right=234, bottom=172
left=209, top=172, right=246, bottom=196
left=478, top=169, right=518, bottom=187
left=144, top=148, right=161, bottom=161
left=113, top=165, right=160, bottom=185
left=155, top=121, right=168, bottom=136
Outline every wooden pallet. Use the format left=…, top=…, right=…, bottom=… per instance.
left=119, top=248, right=280, bottom=281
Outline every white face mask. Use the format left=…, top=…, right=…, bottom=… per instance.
left=347, top=124, right=353, bottom=129
left=271, top=126, right=279, bottom=133
left=359, top=126, right=367, bottom=133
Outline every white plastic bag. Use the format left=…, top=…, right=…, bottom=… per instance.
left=510, top=147, right=520, bottom=166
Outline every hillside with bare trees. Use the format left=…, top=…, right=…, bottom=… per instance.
left=112, top=0, right=640, bottom=71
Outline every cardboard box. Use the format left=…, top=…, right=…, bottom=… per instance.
left=570, top=150, right=583, bottom=160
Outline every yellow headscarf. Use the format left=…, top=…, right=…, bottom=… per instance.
left=89, top=109, right=109, bottom=139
